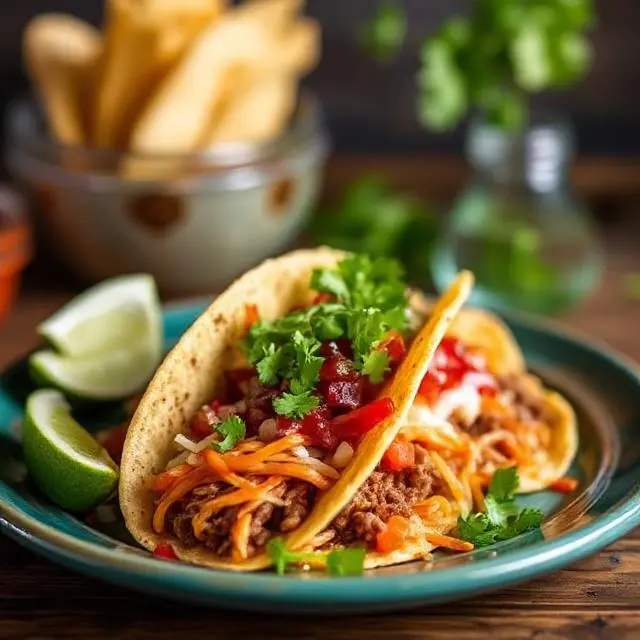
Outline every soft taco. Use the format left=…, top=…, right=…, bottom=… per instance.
left=120, top=247, right=578, bottom=572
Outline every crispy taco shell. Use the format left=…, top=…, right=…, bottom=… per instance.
left=120, top=248, right=473, bottom=570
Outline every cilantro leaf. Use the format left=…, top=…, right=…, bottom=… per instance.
left=326, top=547, right=366, bottom=576
left=457, top=467, right=544, bottom=547
left=256, top=344, right=288, bottom=386
left=362, top=349, right=390, bottom=384
left=212, top=416, right=246, bottom=453
left=292, top=332, right=323, bottom=390
left=488, top=466, right=518, bottom=501
left=267, top=537, right=365, bottom=576
left=310, top=269, right=350, bottom=303
left=273, top=381, right=320, bottom=419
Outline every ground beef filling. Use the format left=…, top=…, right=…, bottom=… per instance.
left=323, top=446, right=442, bottom=548
left=168, top=479, right=315, bottom=558
left=455, top=373, right=554, bottom=436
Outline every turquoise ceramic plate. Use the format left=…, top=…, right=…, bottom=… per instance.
left=0, top=301, right=639, bottom=614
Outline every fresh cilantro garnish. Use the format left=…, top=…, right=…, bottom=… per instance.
left=267, top=537, right=365, bottom=576
left=242, top=254, right=410, bottom=417
left=212, top=416, right=246, bottom=453
left=457, top=467, right=544, bottom=547
left=273, top=380, right=320, bottom=419
left=361, top=349, right=390, bottom=384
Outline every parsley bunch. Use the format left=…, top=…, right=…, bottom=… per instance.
left=457, top=467, right=544, bottom=547
left=242, top=255, right=409, bottom=419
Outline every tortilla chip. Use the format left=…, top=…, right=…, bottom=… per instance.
left=119, top=247, right=473, bottom=570
left=23, top=13, right=103, bottom=144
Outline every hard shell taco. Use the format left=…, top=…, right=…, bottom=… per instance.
left=120, top=247, right=578, bottom=572
left=120, top=248, right=474, bottom=571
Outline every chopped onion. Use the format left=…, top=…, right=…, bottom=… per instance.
left=187, top=453, right=201, bottom=465
left=291, top=445, right=310, bottom=458
left=332, top=441, right=354, bottom=469
left=306, top=447, right=324, bottom=459
left=166, top=451, right=190, bottom=469
left=95, top=504, right=118, bottom=524
left=195, top=433, right=220, bottom=452
left=174, top=433, right=198, bottom=453
left=203, top=404, right=219, bottom=425
left=234, top=400, right=247, bottom=413
left=259, top=419, right=278, bottom=442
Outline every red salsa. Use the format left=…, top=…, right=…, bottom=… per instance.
left=419, top=336, right=497, bottom=403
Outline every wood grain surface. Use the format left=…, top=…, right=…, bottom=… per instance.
left=0, top=210, right=639, bottom=639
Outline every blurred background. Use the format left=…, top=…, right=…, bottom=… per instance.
left=0, top=0, right=639, bottom=351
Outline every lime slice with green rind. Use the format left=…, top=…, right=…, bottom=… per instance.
left=22, top=389, right=119, bottom=512
left=29, top=341, right=160, bottom=401
left=29, top=274, right=162, bottom=400
left=37, top=274, right=160, bottom=357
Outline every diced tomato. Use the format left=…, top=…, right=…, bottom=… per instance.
left=381, top=437, right=415, bottom=472
left=319, top=355, right=357, bottom=382
left=321, top=379, right=363, bottom=411
left=419, top=336, right=497, bottom=403
left=376, top=515, right=410, bottom=553
left=320, top=340, right=353, bottom=359
left=549, top=476, right=579, bottom=494
left=378, top=330, right=407, bottom=364
left=312, top=292, right=334, bottom=305
left=276, top=415, right=303, bottom=437
left=331, top=397, right=395, bottom=441
left=100, top=423, right=129, bottom=464
left=243, top=304, right=260, bottom=332
left=301, top=408, right=338, bottom=449
left=153, top=543, right=177, bottom=560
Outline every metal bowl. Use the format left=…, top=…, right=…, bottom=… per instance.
left=5, top=94, right=329, bottom=295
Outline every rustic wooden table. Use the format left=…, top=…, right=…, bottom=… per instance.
left=0, top=209, right=639, bottom=639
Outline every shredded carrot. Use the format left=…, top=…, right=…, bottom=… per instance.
left=231, top=512, right=253, bottom=562
left=469, top=475, right=486, bottom=512
left=241, top=462, right=331, bottom=489
left=425, top=533, right=474, bottom=553
left=223, top=434, right=308, bottom=471
left=203, top=449, right=257, bottom=490
left=403, top=426, right=466, bottom=453
left=148, top=463, right=195, bottom=493
left=414, top=496, right=452, bottom=521
left=192, top=477, right=284, bottom=539
left=152, top=466, right=215, bottom=534
left=233, top=440, right=264, bottom=453
left=480, top=395, right=509, bottom=415
left=550, top=476, right=579, bottom=494
left=429, top=451, right=466, bottom=506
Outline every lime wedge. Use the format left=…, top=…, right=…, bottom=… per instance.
left=37, top=274, right=160, bottom=357
left=30, top=274, right=162, bottom=400
left=22, top=389, right=119, bottom=512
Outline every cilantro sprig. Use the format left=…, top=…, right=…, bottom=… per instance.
left=457, top=468, right=544, bottom=547
left=267, top=537, right=366, bottom=576
left=212, top=416, right=246, bottom=453
left=242, top=255, right=409, bottom=418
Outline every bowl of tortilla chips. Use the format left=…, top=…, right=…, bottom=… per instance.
left=7, top=0, right=327, bottom=295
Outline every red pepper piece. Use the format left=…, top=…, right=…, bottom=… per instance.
left=331, top=397, right=395, bottom=441
left=381, top=437, right=415, bottom=472
left=276, top=415, right=304, bottom=437
left=378, top=330, right=407, bottom=365
left=549, top=476, right=579, bottom=494
left=153, top=543, right=177, bottom=561
left=312, top=292, right=334, bottom=305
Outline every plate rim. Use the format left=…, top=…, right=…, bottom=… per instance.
left=1, top=300, right=640, bottom=606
